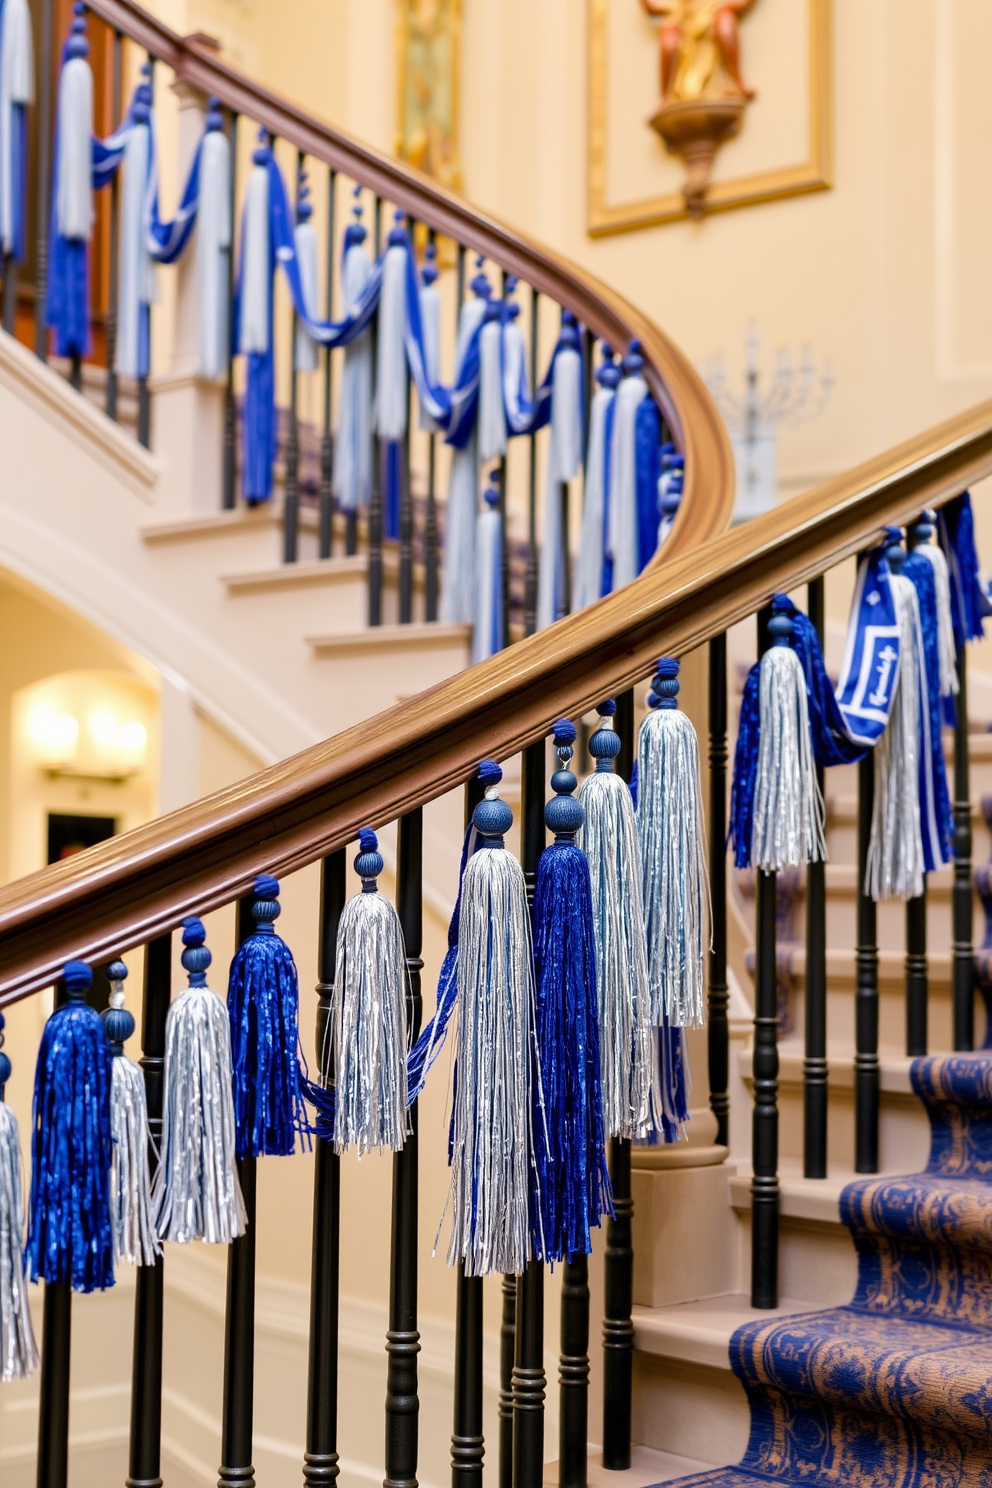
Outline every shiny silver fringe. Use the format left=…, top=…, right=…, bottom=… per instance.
left=331, top=892, right=409, bottom=1155
left=152, top=984, right=247, bottom=1245
left=867, top=574, right=925, bottom=901
left=111, top=1056, right=161, bottom=1267
left=0, top=1100, right=39, bottom=1380
left=637, top=709, right=709, bottom=1028
left=447, top=848, right=537, bottom=1277
left=577, top=769, right=652, bottom=1137
left=752, top=645, right=826, bottom=872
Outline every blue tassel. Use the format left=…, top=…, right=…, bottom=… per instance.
left=938, top=491, right=991, bottom=648
left=729, top=664, right=761, bottom=869
left=634, top=392, right=662, bottom=573
left=227, top=873, right=308, bottom=1159
left=904, top=534, right=954, bottom=872
left=533, top=720, right=611, bottom=1262
left=25, top=960, right=113, bottom=1292
left=639, top=1027, right=690, bottom=1145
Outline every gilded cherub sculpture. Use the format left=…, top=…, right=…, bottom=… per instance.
left=640, top=0, right=759, bottom=217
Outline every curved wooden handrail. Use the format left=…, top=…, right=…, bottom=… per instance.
left=1, top=396, right=990, bottom=1003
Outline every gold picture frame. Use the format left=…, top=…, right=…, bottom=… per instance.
left=394, top=0, right=463, bottom=195
left=587, top=0, right=832, bottom=236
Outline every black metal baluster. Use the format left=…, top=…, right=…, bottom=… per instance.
left=708, top=631, right=730, bottom=1148
left=953, top=634, right=974, bottom=1050
left=385, top=810, right=424, bottom=1488
left=35, top=0, right=53, bottom=360
left=219, top=899, right=258, bottom=1488
left=222, top=111, right=239, bottom=508
left=449, top=774, right=487, bottom=1488
left=804, top=577, right=828, bottom=1178
left=903, top=518, right=932, bottom=1056
left=603, top=685, right=634, bottom=1468
left=304, top=850, right=346, bottom=1488
left=105, top=31, right=123, bottom=419
left=37, top=1280, right=72, bottom=1488
left=855, top=752, right=880, bottom=1172
left=512, top=739, right=547, bottom=1488
left=1, top=250, right=14, bottom=333
left=751, top=607, right=779, bottom=1308
left=319, top=169, right=337, bottom=559
left=284, top=149, right=304, bottom=563
left=524, top=288, right=539, bottom=638
left=368, top=195, right=383, bottom=625
left=126, top=934, right=171, bottom=1488
left=498, top=1276, right=516, bottom=1488
left=558, top=1257, right=589, bottom=1488
left=135, top=55, right=154, bottom=448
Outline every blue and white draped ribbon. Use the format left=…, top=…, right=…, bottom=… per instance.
left=0, top=0, right=32, bottom=262
left=903, top=541, right=954, bottom=873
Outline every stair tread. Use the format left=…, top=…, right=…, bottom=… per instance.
left=307, top=622, right=471, bottom=653
left=543, top=1446, right=714, bottom=1487
left=633, top=1291, right=816, bottom=1370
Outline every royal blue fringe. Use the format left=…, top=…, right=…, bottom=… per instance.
left=729, top=662, right=761, bottom=869
left=25, top=1003, right=114, bottom=1292
left=46, top=231, right=90, bottom=359
left=228, top=931, right=309, bottom=1159
left=385, top=440, right=401, bottom=540
left=903, top=550, right=954, bottom=872
left=940, top=492, right=991, bottom=650
left=243, top=346, right=276, bottom=502
left=638, top=1026, right=690, bottom=1146
left=635, top=397, right=662, bottom=573
left=533, top=841, right=611, bottom=1262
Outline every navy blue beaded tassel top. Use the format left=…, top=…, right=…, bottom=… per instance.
left=228, top=873, right=308, bottom=1159
left=25, top=960, right=114, bottom=1292
left=533, top=719, right=611, bottom=1262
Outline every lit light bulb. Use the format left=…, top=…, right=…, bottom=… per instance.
left=28, top=705, right=79, bottom=768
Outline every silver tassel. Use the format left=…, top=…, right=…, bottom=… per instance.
left=447, top=791, right=536, bottom=1278
left=152, top=920, right=246, bottom=1245
left=0, top=1099, right=39, bottom=1381
left=331, top=835, right=409, bottom=1156
left=867, top=572, right=925, bottom=901
left=110, top=1056, right=160, bottom=1267
left=637, top=680, right=709, bottom=1029
left=751, top=642, right=826, bottom=872
left=577, top=716, right=652, bottom=1139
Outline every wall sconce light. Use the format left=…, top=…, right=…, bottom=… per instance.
left=28, top=702, right=148, bottom=780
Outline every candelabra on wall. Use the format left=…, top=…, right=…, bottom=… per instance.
left=703, top=322, right=833, bottom=520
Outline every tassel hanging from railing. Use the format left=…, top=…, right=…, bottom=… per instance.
left=533, top=719, right=610, bottom=1262
left=574, top=345, right=619, bottom=611
left=197, top=99, right=231, bottom=380
left=25, top=960, right=114, bottom=1292
left=418, top=242, right=441, bottom=430
left=637, top=657, right=709, bottom=1030
left=867, top=531, right=927, bottom=901
left=0, top=1010, right=39, bottom=1380
left=102, top=959, right=159, bottom=1268
left=115, top=71, right=156, bottom=381
left=607, top=342, right=649, bottom=592
left=938, top=490, right=992, bottom=650
left=152, top=918, right=246, bottom=1245
left=0, top=0, right=33, bottom=262
left=228, top=874, right=308, bottom=1159
left=478, top=298, right=507, bottom=463
left=577, top=700, right=652, bottom=1140
left=913, top=511, right=958, bottom=722
left=293, top=175, right=320, bottom=374
left=46, top=4, right=94, bottom=359
left=376, top=212, right=410, bottom=442
left=903, top=519, right=954, bottom=874
left=439, top=263, right=490, bottom=624
left=306, top=829, right=408, bottom=1155
left=335, top=190, right=374, bottom=514
left=471, top=479, right=503, bottom=664
left=237, top=129, right=275, bottom=503
left=447, top=765, right=539, bottom=1276
left=537, top=310, right=584, bottom=630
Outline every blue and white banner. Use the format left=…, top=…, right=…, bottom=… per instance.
left=832, top=546, right=902, bottom=748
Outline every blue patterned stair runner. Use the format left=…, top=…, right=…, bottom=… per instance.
left=659, top=1055, right=992, bottom=1487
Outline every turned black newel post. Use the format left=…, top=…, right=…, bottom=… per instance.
left=385, top=810, right=424, bottom=1488
left=708, top=631, right=731, bottom=1149
left=953, top=607, right=975, bottom=1052
left=318, top=168, right=337, bottom=559
left=904, top=517, right=934, bottom=1056
left=751, top=606, right=781, bottom=1309
left=453, top=775, right=485, bottom=1488
left=219, top=897, right=259, bottom=1488
left=222, top=110, right=239, bottom=508
left=602, top=686, right=635, bottom=1469
left=126, top=934, right=172, bottom=1488
left=512, top=735, right=547, bottom=1488
left=304, top=850, right=346, bottom=1487
left=804, top=577, right=828, bottom=1178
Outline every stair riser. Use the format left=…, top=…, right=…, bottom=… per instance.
left=632, top=1355, right=748, bottom=1469
left=772, top=1084, right=930, bottom=1172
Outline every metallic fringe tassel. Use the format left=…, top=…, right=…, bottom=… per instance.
left=152, top=985, right=246, bottom=1245
left=448, top=849, right=536, bottom=1277
left=331, top=893, right=408, bottom=1156
left=752, top=644, right=826, bottom=872
left=577, top=770, right=652, bottom=1138
left=637, top=708, right=709, bottom=1028
left=0, top=1101, right=39, bottom=1380
left=867, top=574, right=925, bottom=901
left=110, top=1056, right=160, bottom=1267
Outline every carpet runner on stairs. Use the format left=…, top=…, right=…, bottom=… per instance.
left=661, top=1054, right=992, bottom=1487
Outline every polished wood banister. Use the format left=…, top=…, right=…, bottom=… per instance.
left=1, top=398, right=990, bottom=1003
